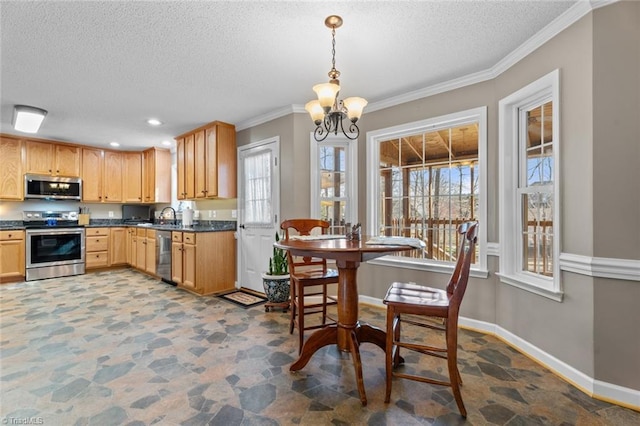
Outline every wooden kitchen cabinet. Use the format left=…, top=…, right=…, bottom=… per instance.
left=133, top=228, right=156, bottom=274
left=171, top=231, right=235, bottom=295
left=142, top=148, right=171, bottom=203
left=127, top=227, right=137, bottom=266
left=86, top=227, right=109, bottom=269
left=25, top=140, right=81, bottom=177
left=175, top=121, right=236, bottom=200
left=176, top=135, right=195, bottom=200
left=123, top=152, right=143, bottom=202
left=110, top=227, right=127, bottom=266
left=0, top=230, right=25, bottom=282
left=82, top=148, right=125, bottom=203
left=204, top=122, right=237, bottom=198
left=0, top=136, right=24, bottom=200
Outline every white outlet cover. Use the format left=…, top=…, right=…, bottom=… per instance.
left=231, top=209, right=237, bottom=218
left=108, top=211, right=114, bottom=218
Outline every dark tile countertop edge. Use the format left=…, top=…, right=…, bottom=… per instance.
left=0, top=220, right=236, bottom=233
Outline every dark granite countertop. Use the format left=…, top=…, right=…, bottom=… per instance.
left=0, top=220, right=236, bottom=232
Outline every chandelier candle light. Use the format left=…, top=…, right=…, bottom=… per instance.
left=305, top=15, right=367, bottom=142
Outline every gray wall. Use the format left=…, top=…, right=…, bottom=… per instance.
left=591, top=1, right=640, bottom=390
left=236, top=2, right=640, bottom=392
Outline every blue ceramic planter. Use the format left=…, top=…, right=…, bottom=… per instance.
left=261, top=273, right=290, bottom=303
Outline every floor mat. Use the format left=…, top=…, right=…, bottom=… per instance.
left=218, top=289, right=267, bottom=308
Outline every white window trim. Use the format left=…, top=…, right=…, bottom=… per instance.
left=366, top=106, right=488, bottom=274
left=310, top=134, right=358, bottom=225
left=498, top=69, right=562, bottom=302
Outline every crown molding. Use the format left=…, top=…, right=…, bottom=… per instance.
left=237, top=0, right=618, bottom=131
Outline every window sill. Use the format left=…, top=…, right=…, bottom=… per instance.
left=367, top=256, right=489, bottom=279
left=496, top=272, right=564, bottom=302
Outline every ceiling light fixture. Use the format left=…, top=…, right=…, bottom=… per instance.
left=147, top=118, right=162, bottom=126
left=12, top=105, right=48, bottom=133
left=305, top=15, right=367, bottom=142
left=161, top=140, right=171, bottom=146
left=110, top=142, right=120, bottom=147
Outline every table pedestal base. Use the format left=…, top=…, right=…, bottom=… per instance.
left=290, top=322, right=387, bottom=406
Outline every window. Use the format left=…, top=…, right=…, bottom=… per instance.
left=310, top=135, right=358, bottom=233
left=366, top=107, right=487, bottom=273
left=499, top=69, right=561, bottom=301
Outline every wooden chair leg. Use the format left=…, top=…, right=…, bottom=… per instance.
left=297, top=281, right=305, bottom=354
left=384, top=305, right=395, bottom=403
left=446, top=322, right=466, bottom=417
left=289, top=278, right=296, bottom=334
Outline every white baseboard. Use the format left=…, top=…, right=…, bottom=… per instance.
left=359, top=295, right=640, bottom=410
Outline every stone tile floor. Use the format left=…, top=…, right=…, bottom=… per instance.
left=1, top=269, right=638, bottom=425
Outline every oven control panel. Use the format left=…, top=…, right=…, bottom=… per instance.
left=23, top=211, right=79, bottom=221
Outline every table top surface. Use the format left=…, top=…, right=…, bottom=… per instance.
left=275, top=236, right=418, bottom=262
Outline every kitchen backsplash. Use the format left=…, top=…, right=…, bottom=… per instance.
left=0, top=200, right=238, bottom=221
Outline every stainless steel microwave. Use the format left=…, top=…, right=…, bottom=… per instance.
left=24, top=174, right=82, bottom=200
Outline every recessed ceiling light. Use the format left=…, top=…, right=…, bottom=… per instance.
left=161, top=140, right=172, bottom=146
left=147, top=118, right=162, bottom=126
left=110, top=141, right=120, bottom=147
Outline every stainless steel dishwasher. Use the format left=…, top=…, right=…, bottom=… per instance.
left=156, top=230, right=175, bottom=285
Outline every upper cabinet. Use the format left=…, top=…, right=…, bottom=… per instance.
left=0, top=136, right=24, bottom=200
left=25, top=140, right=81, bottom=177
left=123, top=152, right=143, bottom=203
left=142, top=147, right=171, bottom=203
left=176, top=121, right=236, bottom=200
left=81, top=148, right=123, bottom=202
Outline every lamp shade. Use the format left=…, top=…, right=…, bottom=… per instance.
left=343, top=97, right=368, bottom=123
left=312, top=83, right=340, bottom=112
left=305, top=100, right=325, bottom=125
left=13, top=105, right=47, bottom=133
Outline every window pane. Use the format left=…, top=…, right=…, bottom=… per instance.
left=522, top=192, right=554, bottom=277
left=320, top=146, right=346, bottom=172
left=243, top=150, right=272, bottom=225
left=320, top=171, right=345, bottom=197
left=377, top=121, right=479, bottom=265
left=321, top=200, right=346, bottom=233
left=527, top=106, right=542, bottom=148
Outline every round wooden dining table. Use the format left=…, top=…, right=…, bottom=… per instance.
left=274, top=235, right=417, bottom=406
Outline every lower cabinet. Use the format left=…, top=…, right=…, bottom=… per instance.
left=86, top=228, right=109, bottom=269
left=0, top=230, right=25, bottom=282
left=110, top=227, right=128, bottom=266
left=171, top=231, right=235, bottom=295
left=134, top=228, right=156, bottom=275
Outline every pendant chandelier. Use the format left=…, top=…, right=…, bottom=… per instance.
left=305, top=15, right=367, bottom=142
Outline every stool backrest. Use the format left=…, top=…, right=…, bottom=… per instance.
left=447, top=221, right=479, bottom=311
left=280, top=218, right=331, bottom=275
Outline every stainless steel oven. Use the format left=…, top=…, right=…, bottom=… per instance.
left=24, top=211, right=86, bottom=281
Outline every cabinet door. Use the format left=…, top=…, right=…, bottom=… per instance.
left=171, top=241, right=183, bottom=284
left=182, top=243, right=197, bottom=291
left=55, top=144, right=81, bottom=177
left=82, top=148, right=104, bottom=202
left=123, top=152, right=143, bottom=202
left=204, top=125, right=218, bottom=198
left=145, top=233, right=156, bottom=274
left=142, top=149, right=154, bottom=203
left=176, top=138, right=186, bottom=200
left=0, top=137, right=23, bottom=200
left=194, top=130, right=207, bottom=198
left=0, top=232, right=25, bottom=281
left=184, top=134, right=195, bottom=199
left=110, top=228, right=127, bottom=266
left=129, top=232, right=137, bottom=266
left=135, top=235, right=146, bottom=270
left=25, top=140, right=54, bottom=175
left=103, top=151, right=123, bottom=202
left=216, top=123, right=237, bottom=198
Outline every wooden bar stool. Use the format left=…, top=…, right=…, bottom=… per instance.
left=383, top=221, right=478, bottom=417
left=280, top=219, right=339, bottom=354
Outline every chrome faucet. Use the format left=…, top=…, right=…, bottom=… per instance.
left=159, top=207, right=177, bottom=225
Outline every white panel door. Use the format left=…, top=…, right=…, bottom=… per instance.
left=237, top=137, right=280, bottom=293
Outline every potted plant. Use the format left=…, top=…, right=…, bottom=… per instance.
left=262, top=232, right=290, bottom=311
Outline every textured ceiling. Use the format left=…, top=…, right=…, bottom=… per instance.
left=1, top=0, right=579, bottom=151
